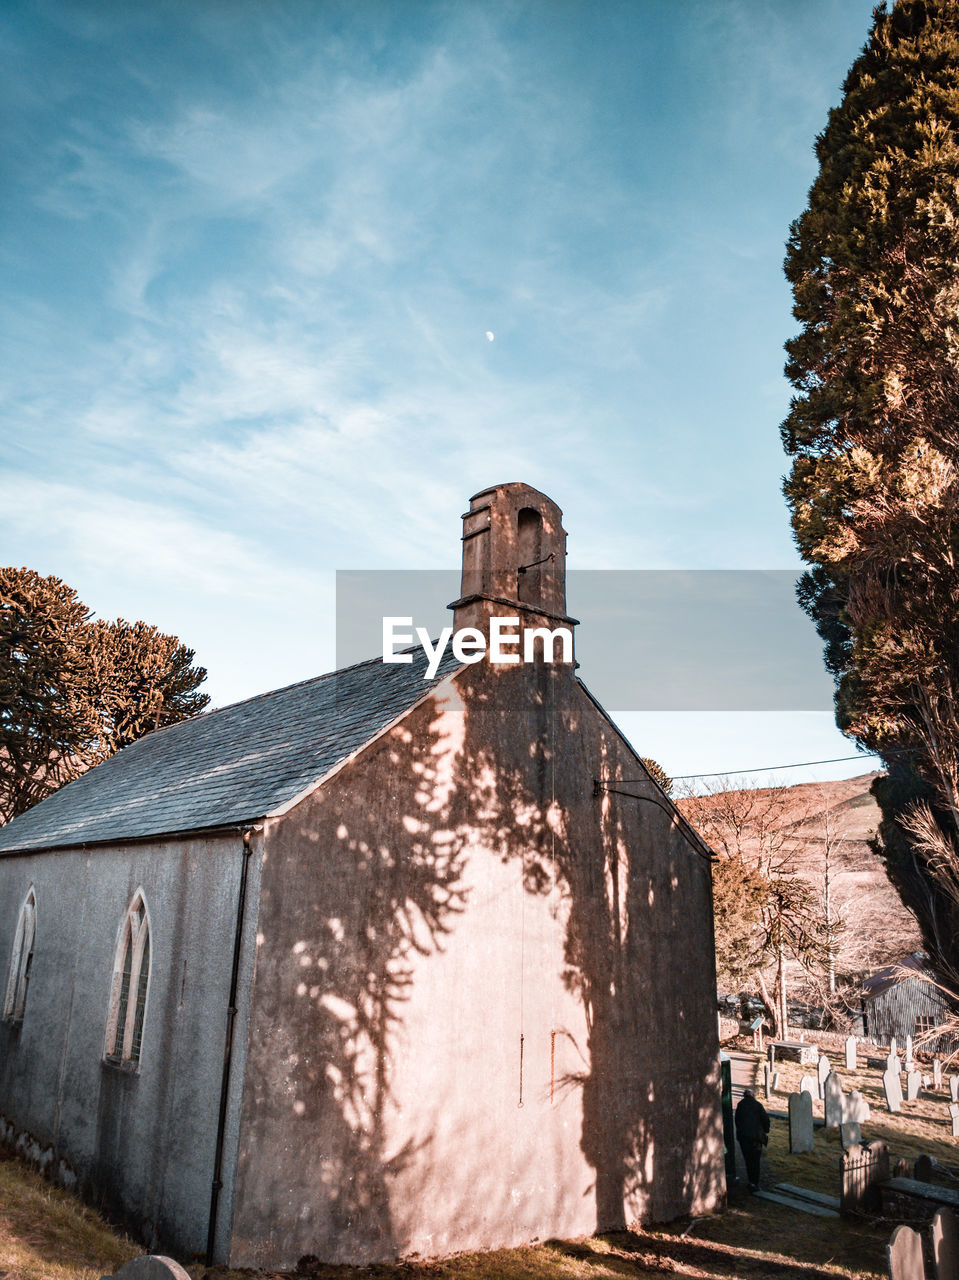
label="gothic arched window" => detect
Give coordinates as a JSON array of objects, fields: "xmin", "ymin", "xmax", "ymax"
[
  {"xmin": 4, "ymin": 887, "xmax": 36, "ymax": 1022},
  {"xmin": 105, "ymin": 890, "xmax": 151, "ymax": 1065}
]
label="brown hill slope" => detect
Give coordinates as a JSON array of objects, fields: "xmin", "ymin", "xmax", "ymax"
[{"xmin": 679, "ymin": 772, "xmax": 922, "ymax": 1000}]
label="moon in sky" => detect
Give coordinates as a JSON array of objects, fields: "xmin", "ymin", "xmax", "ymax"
[{"xmin": 485, "ymin": 331, "xmax": 494, "ymax": 341}]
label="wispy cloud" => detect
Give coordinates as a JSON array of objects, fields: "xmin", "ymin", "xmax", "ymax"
[{"xmin": 0, "ymin": 0, "xmax": 878, "ymax": 711}]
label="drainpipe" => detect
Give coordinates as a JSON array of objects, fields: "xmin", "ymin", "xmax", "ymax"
[{"xmin": 206, "ymin": 826, "xmax": 255, "ymax": 1266}]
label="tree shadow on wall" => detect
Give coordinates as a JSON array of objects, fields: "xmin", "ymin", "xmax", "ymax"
[
  {"xmin": 246, "ymin": 657, "xmax": 723, "ymax": 1263},
  {"xmin": 444, "ymin": 661, "xmax": 724, "ymax": 1233}
]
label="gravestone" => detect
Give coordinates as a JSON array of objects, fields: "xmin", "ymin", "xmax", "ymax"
[
  {"xmin": 844, "ymin": 1089, "xmax": 871, "ymax": 1123},
  {"xmin": 888, "ymin": 1051, "xmax": 901, "ymax": 1077},
  {"xmin": 887, "ymin": 1224, "xmax": 926, "ymax": 1280},
  {"xmin": 932, "ymin": 1206, "xmax": 959, "ymax": 1280},
  {"xmin": 101, "ymin": 1259, "xmax": 191, "ymax": 1280},
  {"xmin": 789, "ymin": 1090, "xmax": 814, "ymax": 1154},
  {"xmin": 950, "ymin": 1076, "xmax": 959, "ymax": 1103},
  {"xmin": 891, "ymin": 1036, "xmax": 898, "ymax": 1056},
  {"xmin": 845, "ymin": 1035, "xmax": 857, "ymax": 1071},
  {"xmin": 818, "ymin": 1054, "xmax": 831, "ymax": 1095},
  {"xmin": 915, "ymin": 1154, "xmax": 934, "ymax": 1182},
  {"xmin": 841, "ymin": 1120, "xmax": 861, "ymax": 1149},
  {"xmin": 906, "ymin": 1034, "xmax": 914, "ymax": 1062},
  {"xmin": 772, "ymin": 1070, "xmax": 781, "ymax": 1091},
  {"xmin": 907, "ymin": 1071, "xmax": 922, "ymax": 1102},
  {"xmin": 824, "ymin": 1071, "xmax": 844, "ymax": 1128},
  {"xmin": 895, "ymin": 1157, "xmax": 911, "ymax": 1178},
  {"xmin": 800, "ymin": 1073, "xmax": 819, "ymax": 1101},
  {"xmin": 934, "ymin": 1059, "xmax": 943, "ymax": 1090},
  {"xmin": 884, "ymin": 1067, "xmax": 904, "ymax": 1113},
  {"xmin": 950, "ymin": 1102, "xmax": 959, "ymax": 1138}
]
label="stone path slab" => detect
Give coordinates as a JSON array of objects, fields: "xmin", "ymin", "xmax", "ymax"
[
  {"xmin": 754, "ymin": 1188, "xmax": 839, "ymax": 1217},
  {"xmin": 774, "ymin": 1182, "xmax": 841, "ymax": 1210}
]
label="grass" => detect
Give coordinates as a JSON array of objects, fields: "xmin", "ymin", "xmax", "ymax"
[
  {"xmin": 0, "ymin": 1154, "xmax": 139, "ymax": 1280},
  {"xmin": 4, "ymin": 1045, "xmax": 955, "ymax": 1280}
]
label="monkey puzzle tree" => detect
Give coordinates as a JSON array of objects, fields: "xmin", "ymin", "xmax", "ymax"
[
  {"xmin": 783, "ymin": 0, "xmax": 959, "ymax": 978},
  {"xmin": 0, "ymin": 568, "xmax": 209, "ymax": 822}
]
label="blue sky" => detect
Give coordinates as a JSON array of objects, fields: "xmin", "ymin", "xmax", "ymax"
[{"xmin": 1, "ymin": 0, "xmax": 882, "ymax": 787}]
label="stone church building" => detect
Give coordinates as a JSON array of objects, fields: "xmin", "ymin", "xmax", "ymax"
[{"xmin": 0, "ymin": 483, "xmax": 724, "ymax": 1268}]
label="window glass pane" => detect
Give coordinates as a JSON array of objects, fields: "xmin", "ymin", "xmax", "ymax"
[
  {"xmin": 6, "ymin": 892, "xmax": 35, "ymax": 1022},
  {"xmin": 130, "ymin": 933, "xmax": 149, "ymax": 1063},
  {"xmin": 112, "ymin": 931, "xmax": 133, "ymax": 1058}
]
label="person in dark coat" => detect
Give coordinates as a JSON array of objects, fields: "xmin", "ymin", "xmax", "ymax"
[{"xmin": 735, "ymin": 1087, "xmax": 769, "ymax": 1191}]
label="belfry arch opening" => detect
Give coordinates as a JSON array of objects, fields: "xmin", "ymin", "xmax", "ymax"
[{"xmin": 517, "ymin": 506, "xmax": 545, "ymax": 605}]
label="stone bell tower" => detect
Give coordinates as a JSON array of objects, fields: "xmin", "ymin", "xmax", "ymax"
[{"xmin": 449, "ymin": 483, "xmax": 577, "ymax": 657}]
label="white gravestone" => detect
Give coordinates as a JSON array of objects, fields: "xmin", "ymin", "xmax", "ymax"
[
  {"xmin": 884, "ymin": 1067, "xmax": 904, "ymax": 1113},
  {"xmin": 905, "ymin": 1034, "xmax": 914, "ymax": 1068},
  {"xmin": 934, "ymin": 1058, "xmax": 943, "ymax": 1090},
  {"xmin": 843, "ymin": 1089, "xmax": 871, "ymax": 1123},
  {"xmin": 950, "ymin": 1075, "xmax": 959, "ymax": 1103},
  {"xmin": 824, "ymin": 1071, "xmax": 844, "ymax": 1128},
  {"xmin": 800, "ymin": 1073, "xmax": 819, "ymax": 1101},
  {"xmin": 817, "ymin": 1054, "xmax": 831, "ymax": 1095},
  {"xmin": 887, "ymin": 1051, "xmax": 901, "ymax": 1077},
  {"xmin": 789, "ymin": 1090, "xmax": 815, "ymax": 1154},
  {"xmin": 906, "ymin": 1071, "xmax": 922, "ymax": 1102},
  {"xmin": 950, "ymin": 1102, "xmax": 959, "ymax": 1138},
  {"xmin": 840, "ymin": 1119, "xmax": 861, "ymax": 1149},
  {"xmin": 890, "ymin": 1036, "xmax": 898, "ymax": 1055},
  {"xmin": 845, "ymin": 1036, "xmax": 857, "ymax": 1071}
]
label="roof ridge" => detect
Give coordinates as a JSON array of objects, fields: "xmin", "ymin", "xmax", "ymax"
[{"xmin": 130, "ymin": 648, "xmax": 425, "ymax": 745}]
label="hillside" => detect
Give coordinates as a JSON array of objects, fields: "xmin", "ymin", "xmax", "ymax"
[
  {"xmin": 679, "ymin": 772, "xmax": 923, "ymax": 1003},
  {"xmin": 767, "ymin": 772, "xmax": 921, "ymax": 973}
]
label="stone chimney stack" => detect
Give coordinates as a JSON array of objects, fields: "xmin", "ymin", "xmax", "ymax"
[{"xmin": 449, "ymin": 483, "xmax": 577, "ymax": 653}]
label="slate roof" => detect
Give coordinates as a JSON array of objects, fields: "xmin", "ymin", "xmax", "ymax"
[{"xmin": 0, "ymin": 650, "xmax": 462, "ymax": 855}]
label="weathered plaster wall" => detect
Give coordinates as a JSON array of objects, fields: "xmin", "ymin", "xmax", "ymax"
[
  {"xmin": 0, "ymin": 832, "xmax": 254, "ymax": 1257},
  {"xmin": 231, "ymin": 661, "xmax": 724, "ymax": 1267}
]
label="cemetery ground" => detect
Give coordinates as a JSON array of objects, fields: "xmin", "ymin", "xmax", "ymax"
[{"xmin": 2, "ymin": 1041, "xmax": 956, "ymax": 1280}]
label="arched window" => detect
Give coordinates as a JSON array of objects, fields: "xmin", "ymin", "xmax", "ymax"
[
  {"xmin": 105, "ymin": 890, "xmax": 150, "ymax": 1065},
  {"xmin": 4, "ymin": 887, "xmax": 36, "ymax": 1022}
]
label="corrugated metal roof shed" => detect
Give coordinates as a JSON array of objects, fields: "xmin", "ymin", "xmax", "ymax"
[{"xmin": 862, "ymin": 953, "xmax": 927, "ymax": 1001}]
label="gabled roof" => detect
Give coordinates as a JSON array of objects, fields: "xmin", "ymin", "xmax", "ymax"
[
  {"xmin": 0, "ymin": 650, "xmax": 461, "ymax": 855},
  {"xmin": 862, "ymin": 953, "xmax": 929, "ymax": 1000}
]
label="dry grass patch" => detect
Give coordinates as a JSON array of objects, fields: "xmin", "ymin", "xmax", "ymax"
[{"xmin": 0, "ymin": 1152, "xmax": 139, "ymax": 1280}]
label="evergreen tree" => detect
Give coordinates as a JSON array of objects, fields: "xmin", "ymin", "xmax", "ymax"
[
  {"xmin": 0, "ymin": 568, "xmax": 209, "ymax": 822},
  {"xmin": 782, "ymin": 0, "xmax": 959, "ymax": 975}
]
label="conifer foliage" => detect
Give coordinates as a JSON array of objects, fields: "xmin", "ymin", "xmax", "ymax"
[
  {"xmin": 783, "ymin": 1, "xmax": 959, "ymax": 975},
  {"xmin": 0, "ymin": 568, "xmax": 209, "ymax": 823}
]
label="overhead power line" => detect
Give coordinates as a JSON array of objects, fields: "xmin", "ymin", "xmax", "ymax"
[
  {"xmin": 672, "ymin": 753, "xmax": 881, "ymax": 781},
  {"xmin": 595, "ymin": 753, "xmax": 882, "ymax": 787}
]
